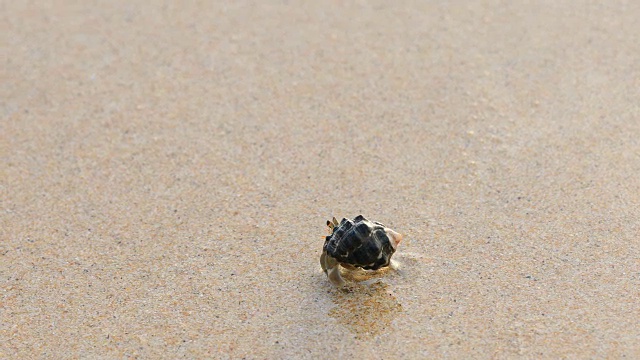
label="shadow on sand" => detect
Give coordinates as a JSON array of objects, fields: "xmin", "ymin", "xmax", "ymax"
[{"xmin": 326, "ymin": 269, "xmax": 403, "ymax": 337}]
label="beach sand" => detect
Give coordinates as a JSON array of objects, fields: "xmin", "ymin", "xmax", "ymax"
[{"xmin": 2, "ymin": 1, "xmax": 639, "ymax": 358}]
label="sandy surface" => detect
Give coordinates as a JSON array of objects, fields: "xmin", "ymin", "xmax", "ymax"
[{"xmin": 2, "ymin": 1, "xmax": 640, "ymax": 358}]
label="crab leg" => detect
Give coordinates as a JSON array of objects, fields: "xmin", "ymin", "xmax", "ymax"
[
  {"xmin": 389, "ymin": 259, "xmax": 401, "ymax": 270},
  {"xmin": 327, "ymin": 266, "xmax": 346, "ymax": 287}
]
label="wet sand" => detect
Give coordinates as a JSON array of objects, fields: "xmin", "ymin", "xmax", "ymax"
[{"xmin": 2, "ymin": 1, "xmax": 640, "ymax": 358}]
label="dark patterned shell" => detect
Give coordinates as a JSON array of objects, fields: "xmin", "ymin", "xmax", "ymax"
[{"xmin": 323, "ymin": 215, "xmax": 396, "ymax": 270}]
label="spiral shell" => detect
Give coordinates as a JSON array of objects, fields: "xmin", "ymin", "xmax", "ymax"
[{"xmin": 323, "ymin": 215, "xmax": 401, "ymax": 270}]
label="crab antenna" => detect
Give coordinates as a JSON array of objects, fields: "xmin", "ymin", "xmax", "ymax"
[{"xmin": 326, "ymin": 220, "xmax": 335, "ymax": 231}]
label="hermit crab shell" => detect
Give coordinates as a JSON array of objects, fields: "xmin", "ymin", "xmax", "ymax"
[{"xmin": 323, "ymin": 215, "xmax": 402, "ymax": 270}]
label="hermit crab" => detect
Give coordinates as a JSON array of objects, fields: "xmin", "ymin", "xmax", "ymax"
[{"xmin": 320, "ymin": 215, "xmax": 403, "ymax": 287}]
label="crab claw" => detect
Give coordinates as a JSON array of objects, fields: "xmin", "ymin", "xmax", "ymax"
[
  {"xmin": 323, "ymin": 253, "xmax": 346, "ymax": 287},
  {"xmin": 320, "ymin": 250, "xmax": 328, "ymax": 273},
  {"xmin": 386, "ymin": 229, "xmax": 403, "ymax": 250}
]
